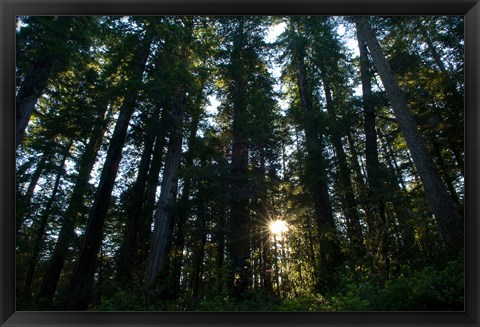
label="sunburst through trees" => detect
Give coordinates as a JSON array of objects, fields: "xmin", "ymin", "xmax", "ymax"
[{"xmin": 16, "ymin": 15, "xmax": 464, "ymax": 311}]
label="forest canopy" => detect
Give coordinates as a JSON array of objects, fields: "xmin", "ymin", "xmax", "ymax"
[{"xmin": 15, "ymin": 15, "xmax": 464, "ymax": 311}]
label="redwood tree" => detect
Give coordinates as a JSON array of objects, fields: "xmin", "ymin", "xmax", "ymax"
[{"xmin": 355, "ymin": 16, "xmax": 463, "ymax": 258}]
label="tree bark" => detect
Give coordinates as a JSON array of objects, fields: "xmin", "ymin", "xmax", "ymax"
[
  {"xmin": 16, "ymin": 59, "xmax": 55, "ymax": 148},
  {"xmin": 138, "ymin": 106, "xmax": 170, "ymax": 265},
  {"xmin": 420, "ymin": 26, "xmax": 448, "ymax": 74},
  {"xmin": 346, "ymin": 131, "xmax": 370, "ymax": 216},
  {"xmin": 227, "ymin": 18, "xmax": 251, "ymax": 299},
  {"xmin": 322, "ymin": 79, "xmax": 364, "ymax": 258},
  {"xmin": 431, "ymin": 140, "xmax": 461, "ymax": 207},
  {"xmin": 412, "ymin": 18, "xmax": 464, "ymax": 181},
  {"xmin": 170, "ymin": 96, "xmax": 203, "ymax": 297},
  {"xmin": 170, "ymin": 178, "xmax": 191, "ymax": 296},
  {"xmin": 419, "ymin": 21, "xmax": 464, "ymax": 178},
  {"xmin": 215, "ymin": 154, "xmax": 229, "ymax": 294},
  {"xmin": 116, "ymin": 106, "xmax": 161, "ymax": 288},
  {"xmin": 67, "ymin": 31, "xmax": 152, "ymax": 310},
  {"xmin": 292, "ymin": 24, "xmax": 340, "ymax": 293},
  {"xmin": 21, "ymin": 140, "xmax": 71, "ymax": 306},
  {"xmin": 145, "ymin": 88, "xmax": 187, "ymax": 286},
  {"xmin": 190, "ymin": 198, "xmax": 207, "ymax": 298},
  {"xmin": 258, "ymin": 155, "xmax": 274, "ymax": 292},
  {"xmin": 355, "ymin": 16, "xmax": 463, "ymax": 257},
  {"xmin": 376, "ymin": 130, "xmax": 417, "ymax": 261},
  {"xmin": 296, "ymin": 58, "xmax": 334, "ymax": 229},
  {"xmin": 36, "ymin": 100, "xmax": 111, "ymax": 308},
  {"xmin": 356, "ymin": 31, "xmax": 390, "ymax": 272},
  {"xmin": 16, "ymin": 152, "xmax": 48, "ymax": 234}
]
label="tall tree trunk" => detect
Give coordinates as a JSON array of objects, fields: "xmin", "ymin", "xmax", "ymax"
[
  {"xmin": 257, "ymin": 155, "xmax": 273, "ymax": 293},
  {"xmin": 296, "ymin": 59, "xmax": 334, "ymax": 229},
  {"xmin": 431, "ymin": 140, "xmax": 461, "ymax": 207},
  {"xmin": 145, "ymin": 88, "xmax": 187, "ymax": 286},
  {"xmin": 355, "ymin": 16, "xmax": 463, "ymax": 257},
  {"xmin": 378, "ymin": 129, "xmax": 408, "ymax": 192},
  {"xmin": 450, "ymin": 147, "xmax": 464, "ymax": 178},
  {"xmin": 419, "ymin": 24, "xmax": 464, "ymax": 177},
  {"xmin": 229, "ymin": 123, "xmax": 250, "ymax": 298},
  {"xmin": 16, "ymin": 59, "xmax": 55, "ymax": 148},
  {"xmin": 357, "ymin": 32, "xmax": 389, "ymax": 272},
  {"xmin": 138, "ymin": 106, "xmax": 170, "ymax": 266},
  {"xmin": 21, "ymin": 141, "xmax": 71, "ymax": 306},
  {"xmin": 377, "ymin": 131, "xmax": 417, "ymax": 261},
  {"xmin": 16, "ymin": 17, "xmax": 89, "ymax": 148},
  {"xmin": 16, "ymin": 152, "xmax": 48, "ymax": 234},
  {"xmin": 116, "ymin": 106, "xmax": 161, "ymax": 288},
  {"xmin": 346, "ymin": 131, "xmax": 370, "ymax": 217},
  {"xmin": 190, "ymin": 198, "xmax": 207, "ymax": 298},
  {"xmin": 170, "ymin": 96, "xmax": 203, "ymax": 297},
  {"xmin": 215, "ymin": 154, "xmax": 229, "ymax": 294},
  {"xmin": 228, "ymin": 18, "xmax": 251, "ymax": 299},
  {"xmin": 36, "ymin": 100, "xmax": 111, "ymax": 307},
  {"xmin": 67, "ymin": 32, "xmax": 152, "ymax": 310},
  {"xmin": 420, "ymin": 26, "xmax": 448, "ymax": 74},
  {"xmin": 170, "ymin": 180, "xmax": 190, "ymax": 296},
  {"xmin": 322, "ymin": 79, "xmax": 364, "ymax": 259},
  {"xmin": 293, "ymin": 34, "xmax": 340, "ymax": 294}
]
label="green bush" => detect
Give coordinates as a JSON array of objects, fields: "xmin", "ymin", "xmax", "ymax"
[
  {"xmin": 94, "ymin": 290, "xmax": 152, "ymax": 311},
  {"xmin": 346, "ymin": 259, "xmax": 463, "ymax": 311},
  {"xmin": 276, "ymin": 294, "xmax": 330, "ymax": 311},
  {"xmin": 324, "ymin": 258, "xmax": 463, "ymax": 311},
  {"xmin": 92, "ymin": 259, "xmax": 463, "ymax": 312}
]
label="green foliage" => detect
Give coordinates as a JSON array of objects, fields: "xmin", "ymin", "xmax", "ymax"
[
  {"xmin": 191, "ymin": 296, "xmax": 240, "ymax": 311},
  {"xmin": 328, "ymin": 293, "xmax": 371, "ymax": 311},
  {"xmin": 94, "ymin": 290, "xmax": 153, "ymax": 311},
  {"xmin": 275, "ymin": 294, "xmax": 330, "ymax": 311},
  {"xmin": 190, "ymin": 291, "xmax": 330, "ymax": 311},
  {"xmin": 327, "ymin": 258, "xmax": 464, "ymax": 311},
  {"xmin": 75, "ymin": 258, "xmax": 466, "ymax": 312}
]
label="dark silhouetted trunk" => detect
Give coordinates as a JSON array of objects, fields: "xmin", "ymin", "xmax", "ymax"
[
  {"xmin": 431, "ymin": 141, "xmax": 461, "ymax": 207},
  {"xmin": 215, "ymin": 155, "xmax": 229, "ymax": 294},
  {"xmin": 170, "ymin": 96, "xmax": 203, "ymax": 297},
  {"xmin": 16, "ymin": 59, "xmax": 55, "ymax": 148},
  {"xmin": 170, "ymin": 179, "xmax": 190, "ymax": 296},
  {"xmin": 36, "ymin": 100, "xmax": 111, "ymax": 308},
  {"xmin": 296, "ymin": 59, "xmax": 334, "ymax": 229},
  {"xmin": 116, "ymin": 106, "xmax": 161, "ymax": 288},
  {"xmin": 346, "ymin": 131, "xmax": 370, "ymax": 216},
  {"xmin": 258, "ymin": 155, "xmax": 273, "ymax": 292},
  {"xmin": 146, "ymin": 88, "xmax": 187, "ymax": 286},
  {"xmin": 228, "ymin": 19, "xmax": 251, "ymax": 299},
  {"xmin": 357, "ymin": 32, "xmax": 389, "ymax": 271},
  {"xmin": 21, "ymin": 141, "xmax": 71, "ymax": 305},
  {"xmin": 190, "ymin": 198, "xmax": 207, "ymax": 298},
  {"xmin": 322, "ymin": 79, "xmax": 364, "ymax": 258},
  {"xmin": 138, "ymin": 106, "xmax": 170, "ymax": 267},
  {"xmin": 355, "ymin": 16, "xmax": 463, "ymax": 258},
  {"xmin": 293, "ymin": 31, "xmax": 340, "ymax": 293},
  {"xmin": 17, "ymin": 152, "xmax": 48, "ymax": 234},
  {"xmin": 67, "ymin": 32, "xmax": 152, "ymax": 310},
  {"xmin": 419, "ymin": 24, "xmax": 464, "ymax": 178}
]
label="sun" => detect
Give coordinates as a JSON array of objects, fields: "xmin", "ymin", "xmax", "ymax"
[{"xmin": 269, "ymin": 219, "xmax": 288, "ymax": 236}]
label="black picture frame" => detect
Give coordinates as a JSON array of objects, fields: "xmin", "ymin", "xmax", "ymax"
[{"xmin": 1, "ymin": 0, "xmax": 478, "ymax": 326}]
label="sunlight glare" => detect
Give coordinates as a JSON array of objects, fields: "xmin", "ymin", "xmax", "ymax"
[{"xmin": 269, "ymin": 219, "xmax": 288, "ymax": 235}]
